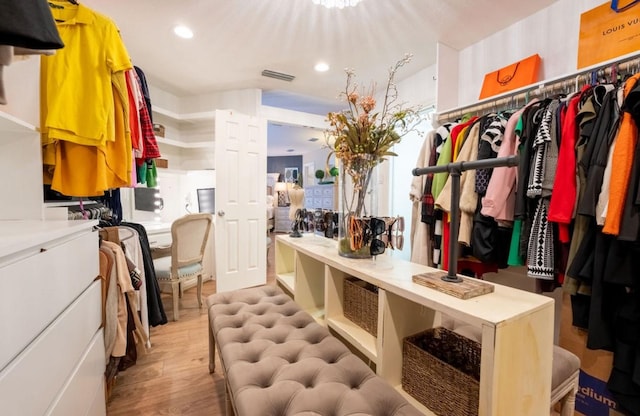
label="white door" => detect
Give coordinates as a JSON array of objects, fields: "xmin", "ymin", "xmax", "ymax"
[{"xmin": 214, "ymin": 109, "xmax": 267, "ymax": 293}]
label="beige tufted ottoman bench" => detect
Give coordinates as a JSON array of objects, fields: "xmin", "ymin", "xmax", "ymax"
[{"xmin": 207, "ymin": 285, "xmax": 421, "ymax": 416}]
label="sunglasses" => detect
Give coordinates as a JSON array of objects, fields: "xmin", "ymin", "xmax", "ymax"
[
  {"xmin": 313, "ymin": 209, "xmax": 325, "ymax": 232},
  {"xmin": 323, "ymin": 211, "xmax": 339, "ymax": 238},
  {"xmin": 377, "ymin": 216, "xmax": 405, "ymax": 250},
  {"xmin": 348, "ymin": 216, "xmax": 366, "ymax": 251},
  {"xmin": 368, "ymin": 217, "xmax": 387, "ymax": 256}
]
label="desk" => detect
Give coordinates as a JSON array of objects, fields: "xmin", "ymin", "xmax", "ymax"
[{"xmin": 275, "ymin": 233, "xmax": 554, "ymax": 416}]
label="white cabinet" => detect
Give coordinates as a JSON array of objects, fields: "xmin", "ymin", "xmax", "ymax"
[
  {"xmin": 274, "ymin": 206, "xmax": 291, "ymax": 232},
  {"xmin": 275, "ymin": 234, "xmax": 554, "ymax": 416},
  {"xmin": 0, "ymin": 221, "xmax": 104, "ymax": 416},
  {"xmin": 304, "ymin": 185, "xmax": 335, "ymax": 210},
  {"xmin": 0, "ymin": 95, "xmax": 104, "ymax": 415}
]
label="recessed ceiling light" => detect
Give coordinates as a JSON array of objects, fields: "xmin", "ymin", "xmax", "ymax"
[
  {"xmin": 286, "ymin": 149, "xmax": 295, "ymax": 152},
  {"xmin": 308, "ymin": 137, "xmax": 319, "ymax": 142},
  {"xmin": 314, "ymin": 62, "xmax": 329, "ymax": 72},
  {"xmin": 174, "ymin": 25, "xmax": 194, "ymax": 39}
]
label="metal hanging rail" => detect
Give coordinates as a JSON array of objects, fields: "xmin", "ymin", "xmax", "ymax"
[
  {"xmin": 412, "ymin": 155, "xmax": 520, "ymax": 283},
  {"xmin": 436, "ymin": 52, "xmax": 640, "ymax": 124}
]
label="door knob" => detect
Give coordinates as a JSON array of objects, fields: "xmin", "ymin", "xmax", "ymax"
[{"xmin": 217, "ymin": 210, "xmax": 225, "ymax": 217}]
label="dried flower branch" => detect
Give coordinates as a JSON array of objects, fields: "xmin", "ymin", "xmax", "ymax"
[{"xmin": 326, "ymin": 53, "xmax": 422, "ymax": 167}]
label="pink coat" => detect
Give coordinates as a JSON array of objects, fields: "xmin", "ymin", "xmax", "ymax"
[{"xmin": 481, "ymin": 100, "xmax": 539, "ymax": 222}]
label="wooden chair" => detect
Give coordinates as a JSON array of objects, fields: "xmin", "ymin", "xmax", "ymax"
[{"xmin": 152, "ymin": 213, "xmax": 213, "ymax": 321}]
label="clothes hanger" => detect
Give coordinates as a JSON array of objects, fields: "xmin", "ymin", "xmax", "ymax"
[{"xmin": 117, "ymin": 226, "xmax": 136, "ymax": 243}]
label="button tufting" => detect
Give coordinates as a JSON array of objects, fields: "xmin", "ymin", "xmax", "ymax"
[{"xmin": 209, "ymin": 285, "xmax": 423, "ymax": 416}]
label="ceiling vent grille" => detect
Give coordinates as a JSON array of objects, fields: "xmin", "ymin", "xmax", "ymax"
[{"xmin": 261, "ymin": 69, "xmax": 295, "ymax": 82}]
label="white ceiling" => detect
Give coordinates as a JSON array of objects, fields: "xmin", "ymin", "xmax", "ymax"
[{"xmin": 83, "ymin": 0, "xmax": 557, "ymax": 156}]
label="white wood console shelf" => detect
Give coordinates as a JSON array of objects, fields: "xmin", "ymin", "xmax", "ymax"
[{"xmin": 275, "ymin": 234, "xmax": 554, "ymax": 416}]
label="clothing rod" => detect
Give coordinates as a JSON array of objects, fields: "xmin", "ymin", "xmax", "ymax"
[
  {"xmin": 412, "ymin": 155, "xmax": 519, "ymax": 177},
  {"xmin": 412, "ymin": 154, "xmax": 519, "ymax": 283},
  {"xmin": 436, "ymin": 52, "xmax": 640, "ymax": 123}
]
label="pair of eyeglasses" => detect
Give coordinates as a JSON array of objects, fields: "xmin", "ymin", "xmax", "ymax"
[
  {"xmin": 323, "ymin": 211, "xmax": 338, "ymax": 238},
  {"xmin": 378, "ymin": 216, "xmax": 405, "ymax": 250},
  {"xmin": 313, "ymin": 209, "xmax": 325, "ymax": 232},
  {"xmin": 348, "ymin": 216, "xmax": 366, "ymax": 251},
  {"xmin": 297, "ymin": 209, "xmax": 309, "ymax": 232},
  {"xmin": 368, "ymin": 217, "xmax": 387, "ymax": 256}
]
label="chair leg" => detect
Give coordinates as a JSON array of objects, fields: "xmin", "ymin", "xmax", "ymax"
[
  {"xmin": 197, "ymin": 274, "xmax": 203, "ymax": 308},
  {"xmin": 560, "ymin": 387, "xmax": 577, "ymax": 416},
  {"xmin": 171, "ymin": 281, "xmax": 180, "ymax": 321}
]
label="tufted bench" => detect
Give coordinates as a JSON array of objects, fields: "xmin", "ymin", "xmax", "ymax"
[{"xmin": 207, "ymin": 285, "xmax": 421, "ymax": 416}]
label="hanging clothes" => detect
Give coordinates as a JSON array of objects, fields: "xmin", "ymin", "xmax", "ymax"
[
  {"xmin": 481, "ymin": 99, "xmax": 539, "ymax": 223},
  {"xmin": 120, "ymin": 222, "xmax": 168, "ymax": 327},
  {"xmin": 603, "ymin": 74, "xmax": 640, "ymax": 235},
  {"xmin": 409, "ymin": 130, "xmax": 435, "ymax": 266},
  {"xmin": 435, "ymin": 117, "xmax": 483, "ymax": 246},
  {"xmin": 41, "ymin": 1, "xmax": 133, "ymax": 196}
]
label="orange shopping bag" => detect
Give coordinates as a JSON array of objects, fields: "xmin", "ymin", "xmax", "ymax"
[
  {"xmin": 578, "ymin": 1, "xmax": 640, "ymax": 68},
  {"xmin": 478, "ymin": 54, "xmax": 542, "ymax": 99}
]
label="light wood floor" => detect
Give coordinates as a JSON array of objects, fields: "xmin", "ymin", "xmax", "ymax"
[{"xmin": 106, "ymin": 233, "xmax": 278, "ymax": 416}]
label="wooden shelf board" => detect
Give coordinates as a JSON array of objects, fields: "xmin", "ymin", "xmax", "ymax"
[
  {"xmin": 308, "ymin": 307, "xmax": 325, "ymax": 325},
  {"xmin": 394, "ymin": 385, "xmax": 436, "ymax": 416},
  {"xmin": 156, "ymin": 136, "xmax": 214, "ymax": 149},
  {"xmin": 152, "ymin": 106, "xmax": 216, "ymax": 122},
  {"xmin": 276, "ymin": 234, "xmax": 553, "ymax": 327},
  {"xmin": 276, "ymin": 272, "xmax": 295, "ymax": 293},
  {"xmin": 0, "ymin": 111, "xmax": 37, "ymax": 134},
  {"xmin": 327, "ymin": 316, "xmax": 377, "ymax": 363}
]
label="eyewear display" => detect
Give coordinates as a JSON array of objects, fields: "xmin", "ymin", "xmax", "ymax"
[
  {"xmin": 368, "ymin": 217, "xmax": 387, "ymax": 256},
  {"xmin": 378, "ymin": 216, "xmax": 405, "ymax": 250}
]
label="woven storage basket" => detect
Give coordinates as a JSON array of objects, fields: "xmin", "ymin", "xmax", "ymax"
[
  {"xmin": 402, "ymin": 327, "xmax": 481, "ymax": 416},
  {"xmin": 343, "ymin": 277, "xmax": 378, "ymax": 336}
]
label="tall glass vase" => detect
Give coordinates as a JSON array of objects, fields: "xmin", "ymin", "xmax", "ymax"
[{"xmin": 338, "ymin": 154, "xmax": 378, "ymax": 258}]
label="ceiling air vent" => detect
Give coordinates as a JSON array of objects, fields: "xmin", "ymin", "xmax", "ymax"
[{"xmin": 261, "ymin": 69, "xmax": 295, "ymax": 82}]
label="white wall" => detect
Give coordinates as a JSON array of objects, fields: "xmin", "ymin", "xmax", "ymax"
[
  {"xmin": 383, "ymin": 65, "xmax": 437, "ymax": 259},
  {"xmin": 3, "ymin": 57, "xmax": 40, "ymax": 127},
  {"xmin": 122, "ymin": 169, "xmax": 215, "ymax": 223},
  {"xmin": 302, "ymin": 147, "xmax": 334, "ymax": 186},
  {"xmin": 148, "ymin": 84, "xmax": 262, "ymax": 117},
  {"xmin": 454, "ymin": 0, "xmax": 604, "ymax": 106}
]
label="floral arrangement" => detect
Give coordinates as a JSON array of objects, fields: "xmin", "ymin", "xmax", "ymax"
[{"xmin": 324, "ymin": 54, "xmax": 423, "ymax": 256}]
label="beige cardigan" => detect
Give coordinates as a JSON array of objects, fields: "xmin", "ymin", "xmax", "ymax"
[
  {"xmin": 409, "ymin": 131, "xmax": 435, "ymax": 266},
  {"xmin": 434, "ymin": 121, "xmax": 480, "ymax": 246}
]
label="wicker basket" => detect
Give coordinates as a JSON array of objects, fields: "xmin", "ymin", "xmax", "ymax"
[
  {"xmin": 402, "ymin": 327, "xmax": 481, "ymax": 416},
  {"xmin": 343, "ymin": 277, "xmax": 378, "ymax": 336}
]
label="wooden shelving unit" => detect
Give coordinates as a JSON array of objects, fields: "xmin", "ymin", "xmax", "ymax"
[{"xmin": 275, "ymin": 233, "xmax": 555, "ymax": 416}]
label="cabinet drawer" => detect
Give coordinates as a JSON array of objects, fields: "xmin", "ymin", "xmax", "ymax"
[
  {"xmin": 0, "ymin": 230, "xmax": 98, "ymax": 371},
  {"xmin": 304, "ymin": 197, "xmax": 314, "ymax": 208},
  {"xmin": 0, "ymin": 281, "xmax": 102, "ymax": 416},
  {"xmin": 313, "ymin": 198, "xmax": 323, "ymax": 207},
  {"xmin": 46, "ymin": 329, "xmax": 106, "ymax": 416},
  {"xmin": 313, "ymin": 188, "xmax": 323, "ymax": 197},
  {"xmin": 322, "ymin": 198, "xmax": 333, "ymax": 209},
  {"xmin": 322, "ymin": 187, "xmax": 333, "ymax": 197}
]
